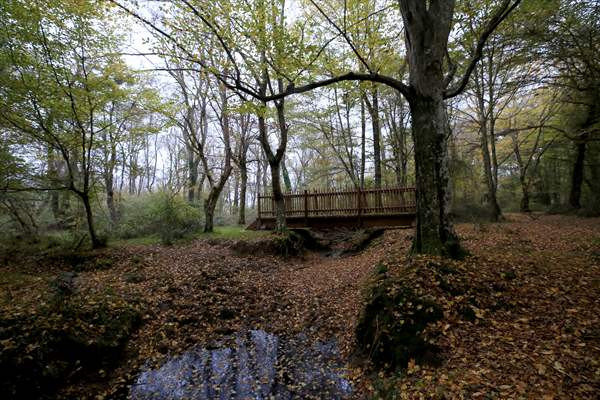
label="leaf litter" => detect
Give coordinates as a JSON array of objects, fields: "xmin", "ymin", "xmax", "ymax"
[{"xmin": 0, "ymin": 214, "xmax": 598, "ymax": 399}]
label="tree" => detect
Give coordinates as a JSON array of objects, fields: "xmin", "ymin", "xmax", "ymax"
[
  {"xmin": 0, "ymin": 0, "xmax": 131, "ymax": 248},
  {"xmin": 501, "ymin": 91, "xmax": 560, "ymax": 212},
  {"xmin": 381, "ymin": 87, "xmax": 412, "ymax": 187},
  {"xmin": 533, "ymin": 0, "xmax": 600, "ymax": 209},
  {"xmin": 97, "ymin": 65, "xmax": 163, "ymax": 224},
  {"xmin": 232, "ymin": 113, "xmax": 255, "ymax": 225},
  {"xmin": 111, "ymin": 0, "xmax": 522, "ymax": 256}
]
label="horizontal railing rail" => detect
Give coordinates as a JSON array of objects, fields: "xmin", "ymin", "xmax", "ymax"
[{"xmin": 257, "ymin": 186, "xmax": 416, "ymax": 220}]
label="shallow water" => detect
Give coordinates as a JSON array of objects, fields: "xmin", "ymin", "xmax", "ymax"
[{"xmin": 131, "ymin": 330, "xmax": 352, "ymax": 399}]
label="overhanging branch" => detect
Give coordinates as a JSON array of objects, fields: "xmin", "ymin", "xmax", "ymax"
[{"xmin": 444, "ymin": 0, "xmax": 523, "ymax": 99}]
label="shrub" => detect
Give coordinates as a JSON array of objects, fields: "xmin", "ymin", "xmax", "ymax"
[{"xmin": 113, "ymin": 192, "xmax": 203, "ymax": 244}]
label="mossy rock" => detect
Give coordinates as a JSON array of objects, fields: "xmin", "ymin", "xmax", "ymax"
[{"xmin": 355, "ymin": 267, "xmax": 443, "ymax": 369}]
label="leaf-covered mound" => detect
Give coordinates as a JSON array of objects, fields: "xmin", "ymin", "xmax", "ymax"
[
  {"xmin": 356, "ymin": 252, "xmax": 526, "ymax": 370},
  {"xmin": 231, "ymin": 230, "xmax": 310, "ymax": 258},
  {"xmin": 0, "ymin": 288, "xmax": 142, "ymax": 399},
  {"xmin": 360, "ymin": 215, "xmax": 600, "ymax": 399},
  {"xmin": 355, "ymin": 262, "xmax": 443, "ymax": 369}
]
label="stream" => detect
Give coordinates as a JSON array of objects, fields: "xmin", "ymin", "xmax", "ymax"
[{"xmin": 130, "ymin": 329, "xmax": 352, "ymax": 399}]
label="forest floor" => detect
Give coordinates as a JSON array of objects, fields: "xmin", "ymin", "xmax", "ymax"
[{"xmin": 1, "ymin": 214, "xmax": 599, "ymax": 399}]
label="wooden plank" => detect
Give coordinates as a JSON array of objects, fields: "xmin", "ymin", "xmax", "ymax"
[{"xmin": 257, "ymin": 185, "xmax": 417, "ymax": 218}]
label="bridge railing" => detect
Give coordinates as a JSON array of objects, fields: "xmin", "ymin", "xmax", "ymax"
[{"xmin": 257, "ymin": 186, "xmax": 416, "ymax": 219}]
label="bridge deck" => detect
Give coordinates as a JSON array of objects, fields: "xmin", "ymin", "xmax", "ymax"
[{"xmin": 248, "ymin": 186, "xmax": 416, "ymax": 230}]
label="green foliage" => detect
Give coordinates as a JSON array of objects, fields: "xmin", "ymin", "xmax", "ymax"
[{"xmin": 113, "ymin": 192, "xmax": 203, "ymax": 245}]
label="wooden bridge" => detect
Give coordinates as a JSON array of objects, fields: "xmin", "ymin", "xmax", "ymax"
[{"xmin": 248, "ymin": 186, "xmax": 416, "ymax": 230}]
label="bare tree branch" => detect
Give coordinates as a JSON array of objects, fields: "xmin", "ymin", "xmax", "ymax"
[{"xmin": 444, "ymin": 0, "xmax": 522, "ymax": 99}]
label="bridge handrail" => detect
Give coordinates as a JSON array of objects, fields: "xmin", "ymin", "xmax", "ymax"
[{"xmin": 257, "ymin": 186, "xmax": 416, "ymax": 219}]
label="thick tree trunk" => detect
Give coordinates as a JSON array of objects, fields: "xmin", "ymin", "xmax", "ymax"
[
  {"xmin": 569, "ymin": 139, "xmax": 586, "ymax": 209},
  {"xmin": 400, "ymin": 0, "xmax": 463, "ymax": 257},
  {"xmin": 257, "ymin": 99, "xmax": 288, "ymax": 233},
  {"xmin": 269, "ymin": 162, "xmax": 286, "ymax": 232},
  {"xmin": 203, "ymin": 191, "xmax": 218, "ymax": 233},
  {"xmin": 409, "ymin": 96, "xmax": 461, "ymax": 257}
]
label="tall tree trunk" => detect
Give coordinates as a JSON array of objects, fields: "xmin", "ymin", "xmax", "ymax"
[
  {"xmin": 480, "ymin": 124, "xmax": 502, "ymax": 221},
  {"xmin": 520, "ymin": 177, "xmax": 531, "ymax": 212},
  {"xmin": 80, "ymin": 193, "xmax": 102, "ymax": 249},
  {"xmin": 238, "ymin": 165, "xmax": 248, "ymax": 225},
  {"xmin": 269, "ymin": 161, "xmax": 286, "ymax": 232},
  {"xmin": 201, "ymin": 99, "xmax": 233, "ymax": 232},
  {"xmin": 203, "ymin": 191, "xmax": 218, "ymax": 233},
  {"xmin": 233, "ymin": 170, "xmax": 239, "ymax": 210},
  {"xmin": 258, "ymin": 111, "xmax": 287, "ymax": 233},
  {"xmin": 282, "ymin": 158, "xmax": 292, "ymax": 192},
  {"xmin": 256, "ymin": 158, "xmax": 262, "ymax": 199},
  {"xmin": 47, "ymin": 148, "xmax": 61, "ymax": 222},
  {"xmin": 569, "ymin": 137, "xmax": 587, "ymax": 209},
  {"xmin": 197, "ymin": 173, "xmax": 205, "ymax": 201},
  {"xmin": 399, "ymin": 0, "xmax": 464, "ymax": 257},
  {"xmin": 365, "ymin": 89, "xmax": 383, "ymax": 188},
  {"xmin": 106, "ymin": 173, "xmax": 117, "ymax": 223},
  {"xmin": 187, "ymin": 147, "xmax": 198, "ymax": 203},
  {"xmin": 372, "ymin": 91, "xmax": 382, "ymax": 188},
  {"xmin": 360, "ymin": 98, "xmax": 366, "ymax": 188},
  {"xmin": 105, "ymin": 143, "xmax": 118, "ymax": 224},
  {"xmin": 473, "ymin": 61, "xmax": 502, "ymax": 222}
]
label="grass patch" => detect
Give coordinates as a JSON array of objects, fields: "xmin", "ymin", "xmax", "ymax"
[
  {"xmin": 110, "ymin": 235, "xmax": 162, "ymax": 247},
  {"xmin": 199, "ymin": 226, "xmax": 271, "ymax": 241},
  {"xmin": 110, "ymin": 226, "xmax": 269, "ymax": 248}
]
